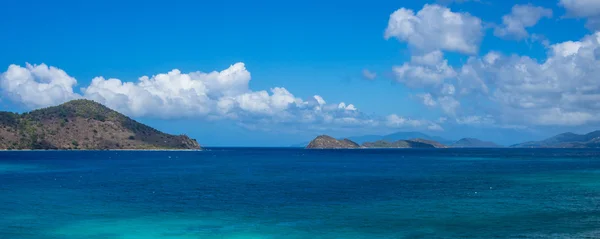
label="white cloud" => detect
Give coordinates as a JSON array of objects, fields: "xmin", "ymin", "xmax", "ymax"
[
  {"xmin": 386, "ymin": 114, "xmax": 444, "ymax": 131},
  {"xmin": 411, "ymin": 50, "xmax": 445, "ymax": 66},
  {"xmin": 392, "ymin": 51, "xmax": 456, "ymax": 87},
  {"xmin": 560, "ymin": 0, "xmax": 600, "ymax": 17},
  {"xmin": 81, "ymin": 64, "xmax": 313, "ymax": 120},
  {"xmin": 313, "ymin": 95, "xmax": 326, "ymax": 106},
  {"xmin": 551, "ymin": 40, "xmax": 583, "ymax": 57},
  {"xmin": 438, "ymin": 96, "xmax": 460, "ymax": 116},
  {"xmin": 457, "ymin": 32, "xmax": 600, "ymax": 126},
  {"xmin": 494, "ymin": 4, "xmax": 552, "ymax": 40},
  {"xmin": 385, "ymin": 4, "xmax": 479, "ymax": 118},
  {"xmin": 0, "ymin": 63, "xmax": 380, "ymax": 130},
  {"xmin": 457, "ymin": 53, "xmax": 494, "ymax": 95},
  {"xmin": 456, "ymin": 115, "xmax": 495, "ymax": 125},
  {"xmin": 417, "ymin": 93, "xmax": 437, "ymax": 106},
  {"xmin": 0, "ymin": 63, "xmax": 80, "ymax": 108},
  {"xmin": 533, "ymin": 108, "xmax": 596, "ymax": 126},
  {"xmin": 415, "ymin": 89, "xmax": 459, "ymax": 116},
  {"xmin": 560, "ymin": 0, "xmax": 600, "ymax": 30},
  {"xmin": 428, "ymin": 123, "xmax": 444, "ymax": 131},
  {"xmin": 386, "ymin": 114, "xmax": 424, "ymax": 127},
  {"xmin": 83, "ymin": 64, "xmax": 248, "ymax": 118},
  {"xmin": 441, "ymin": 83, "xmax": 456, "ymax": 95},
  {"xmin": 338, "ymin": 102, "xmax": 357, "ymax": 111},
  {"xmin": 228, "ymin": 87, "xmax": 306, "ymax": 116},
  {"xmin": 81, "ymin": 64, "xmax": 367, "ymax": 124},
  {"xmin": 385, "ymin": 4, "xmax": 483, "ymax": 54},
  {"xmin": 416, "ymin": 83, "xmax": 460, "ymax": 116},
  {"xmin": 362, "ymin": 69, "xmax": 377, "ymax": 80}
]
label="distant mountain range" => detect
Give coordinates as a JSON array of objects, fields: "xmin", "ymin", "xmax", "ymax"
[
  {"xmin": 306, "ymin": 130, "xmax": 600, "ymax": 149},
  {"xmin": 361, "ymin": 139, "xmax": 446, "ymax": 149},
  {"xmin": 305, "ymin": 135, "xmax": 500, "ymax": 149},
  {"xmin": 511, "ymin": 131, "xmax": 600, "ymax": 148}
]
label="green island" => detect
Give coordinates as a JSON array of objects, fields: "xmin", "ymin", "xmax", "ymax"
[{"xmin": 0, "ymin": 99, "xmax": 200, "ymax": 150}]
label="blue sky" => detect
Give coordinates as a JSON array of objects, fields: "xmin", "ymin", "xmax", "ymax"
[{"xmin": 2, "ymin": 0, "xmax": 600, "ymax": 146}]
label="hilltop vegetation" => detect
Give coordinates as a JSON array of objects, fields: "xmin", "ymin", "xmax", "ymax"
[
  {"xmin": 305, "ymin": 135, "xmax": 360, "ymax": 149},
  {"xmin": 0, "ymin": 100, "xmax": 200, "ymax": 150}
]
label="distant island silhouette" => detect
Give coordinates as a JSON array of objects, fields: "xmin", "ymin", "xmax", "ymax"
[{"xmin": 305, "ymin": 132, "xmax": 600, "ymax": 149}]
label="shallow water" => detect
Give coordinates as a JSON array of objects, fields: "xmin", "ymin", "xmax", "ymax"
[{"xmin": 1, "ymin": 148, "xmax": 600, "ymax": 238}]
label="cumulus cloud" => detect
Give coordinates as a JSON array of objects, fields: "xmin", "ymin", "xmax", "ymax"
[
  {"xmin": 362, "ymin": 69, "xmax": 377, "ymax": 80},
  {"xmin": 392, "ymin": 51, "xmax": 456, "ymax": 87},
  {"xmin": 417, "ymin": 93, "xmax": 437, "ymax": 107},
  {"xmin": 560, "ymin": 0, "xmax": 600, "ymax": 30},
  {"xmin": 494, "ymin": 4, "xmax": 552, "ymax": 40},
  {"xmin": 561, "ymin": 0, "xmax": 600, "ymax": 17},
  {"xmin": 428, "ymin": 123, "xmax": 444, "ymax": 131},
  {"xmin": 455, "ymin": 115, "xmax": 495, "ymax": 125},
  {"xmin": 457, "ymin": 52, "xmax": 494, "ymax": 95},
  {"xmin": 384, "ymin": 4, "xmax": 483, "ymax": 118},
  {"xmin": 533, "ymin": 108, "xmax": 596, "ymax": 126},
  {"xmin": 313, "ymin": 95, "xmax": 326, "ymax": 106},
  {"xmin": 0, "ymin": 62, "xmax": 381, "ymax": 130},
  {"xmin": 0, "ymin": 62, "xmax": 447, "ymax": 134},
  {"xmin": 457, "ymin": 32, "xmax": 600, "ymax": 126},
  {"xmin": 338, "ymin": 102, "xmax": 357, "ymax": 111},
  {"xmin": 0, "ymin": 63, "xmax": 80, "ymax": 108},
  {"xmin": 440, "ymin": 83, "xmax": 455, "ymax": 95},
  {"xmin": 386, "ymin": 114, "xmax": 443, "ymax": 131},
  {"xmin": 412, "ymin": 82, "xmax": 459, "ymax": 116},
  {"xmin": 83, "ymin": 63, "xmax": 261, "ymax": 118},
  {"xmin": 385, "ymin": 4, "xmax": 483, "ymax": 54},
  {"xmin": 437, "ymin": 96, "xmax": 460, "ymax": 116}
]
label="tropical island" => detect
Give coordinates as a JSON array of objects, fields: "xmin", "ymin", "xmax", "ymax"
[{"xmin": 0, "ymin": 99, "xmax": 200, "ymax": 150}]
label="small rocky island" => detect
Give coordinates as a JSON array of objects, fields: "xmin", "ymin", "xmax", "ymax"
[
  {"xmin": 306, "ymin": 135, "xmax": 360, "ymax": 149},
  {"xmin": 0, "ymin": 99, "xmax": 201, "ymax": 150}
]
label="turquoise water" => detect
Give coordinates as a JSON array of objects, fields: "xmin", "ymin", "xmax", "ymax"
[{"xmin": 1, "ymin": 148, "xmax": 600, "ymax": 238}]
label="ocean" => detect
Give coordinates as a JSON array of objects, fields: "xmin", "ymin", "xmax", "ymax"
[{"xmin": 1, "ymin": 148, "xmax": 600, "ymax": 238}]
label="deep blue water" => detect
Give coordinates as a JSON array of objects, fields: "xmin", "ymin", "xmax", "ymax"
[{"xmin": 1, "ymin": 148, "xmax": 600, "ymax": 238}]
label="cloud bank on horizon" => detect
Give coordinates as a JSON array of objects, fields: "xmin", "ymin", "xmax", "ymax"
[
  {"xmin": 0, "ymin": 62, "xmax": 441, "ymax": 132},
  {"xmin": 2, "ymin": 0, "xmax": 600, "ymax": 137}
]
